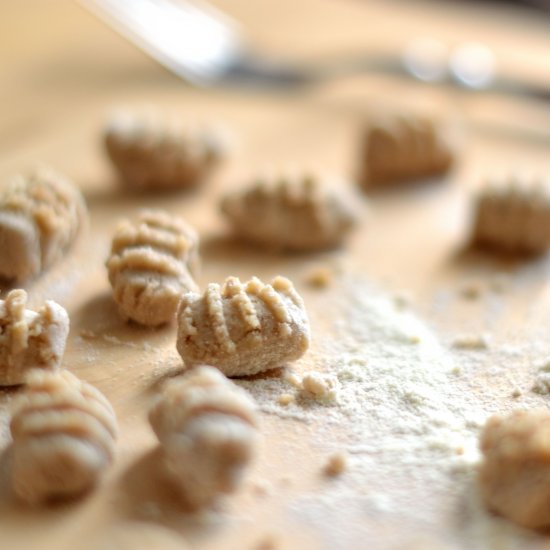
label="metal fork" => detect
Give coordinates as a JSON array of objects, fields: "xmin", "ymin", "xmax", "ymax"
[{"xmin": 82, "ymin": 0, "xmax": 549, "ymax": 99}]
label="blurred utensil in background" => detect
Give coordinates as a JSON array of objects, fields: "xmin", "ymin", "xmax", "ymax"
[{"xmin": 82, "ymin": 0, "xmax": 549, "ymax": 102}]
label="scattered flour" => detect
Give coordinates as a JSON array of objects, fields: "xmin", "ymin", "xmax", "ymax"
[
  {"xmin": 240, "ymin": 285, "xmax": 486, "ymax": 461},
  {"xmin": 237, "ymin": 279, "xmax": 503, "ymax": 549}
]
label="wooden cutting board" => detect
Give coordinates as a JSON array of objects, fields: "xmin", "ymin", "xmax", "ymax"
[{"xmin": 1, "ymin": 1, "xmax": 550, "ymax": 548}]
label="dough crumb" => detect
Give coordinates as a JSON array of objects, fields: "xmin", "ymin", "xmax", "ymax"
[
  {"xmin": 357, "ymin": 112, "xmax": 454, "ymax": 188},
  {"xmin": 478, "ymin": 409, "xmax": 550, "ymax": 529},
  {"xmin": 0, "ymin": 167, "xmax": 87, "ymax": 281},
  {"xmin": 323, "ymin": 452, "xmax": 347, "ymax": 477},
  {"xmin": 104, "ymin": 110, "xmax": 224, "ymax": 191},
  {"xmin": 511, "ymin": 387, "xmax": 522, "ymax": 398},
  {"xmin": 278, "ymin": 475, "xmax": 293, "ymax": 487},
  {"xmin": 471, "ymin": 178, "xmax": 550, "ymax": 254},
  {"xmin": 106, "ymin": 209, "xmax": 199, "ymax": 326},
  {"xmin": 451, "ymin": 333, "xmax": 489, "ymax": 350},
  {"xmin": 250, "ymin": 478, "xmax": 272, "ymax": 498},
  {"xmin": 532, "ymin": 373, "xmax": 550, "ymax": 395},
  {"xmin": 392, "ymin": 291, "xmax": 412, "ymax": 310},
  {"xmin": 254, "ymin": 535, "xmax": 279, "ymax": 550},
  {"xmin": 221, "ymin": 172, "xmax": 358, "ymax": 251},
  {"xmin": 534, "ymin": 356, "xmax": 550, "ymax": 372},
  {"xmin": 284, "ymin": 371, "xmax": 302, "ymax": 388},
  {"xmin": 0, "ymin": 289, "xmax": 69, "ymax": 386},
  {"xmin": 305, "ymin": 266, "xmax": 334, "ymax": 288},
  {"xmin": 300, "ymin": 372, "xmax": 339, "ymax": 402},
  {"xmin": 531, "ymin": 358, "xmax": 550, "ymax": 394},
  {"xmin": 176, "ymin": 276, "xmax": 310, "ymax": 377},
  {"xmin": 10, "ymin": 369, "xmax": 117, "ymax": 505},
  {"xmin": 277, "ymin": 393, "xmax": 295, "ymax": 406},
  {"xmin": 489, "ymin": 273, "xmax": 510, "ymax": 293},
  {"xmin": 458, "ymin": 281, "xmax": 483, "ymax": 300},
  {"xmin": 149, "ymin": 365, "xmax": 259, "ymax": 509}
]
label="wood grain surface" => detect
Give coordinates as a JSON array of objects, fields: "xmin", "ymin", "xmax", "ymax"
[{"xmin": 0, "ymin": 1, "xmax": 550, "ymax": 548}]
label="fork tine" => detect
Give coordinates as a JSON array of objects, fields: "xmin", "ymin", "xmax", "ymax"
[{"xmin": 81, "ymin": 0, "xmax": 243, "ymax": 85}]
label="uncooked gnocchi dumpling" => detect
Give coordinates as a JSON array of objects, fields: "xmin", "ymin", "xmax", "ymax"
[
  {"xmin": 0, "ymin": 167, "xmax": 87, "ymax": 281},
  {"xmin": 478, "ymin": 409, "xmax": 550, "ymax": 529},
  {"xmin": 221, "ymin": 173, "xmax": 358, "ymax": 251},
  {"xmin": 357, "ymin": 113, "xmax": 453, "ymax": 188},
  {"xmin": 104, "ymin": 111, "xmax": 224, "ymax": 191},
  {"xmin": 0, "ymin": 289, "xmax": 69, "ymax": 386},
  {"xmin": 176, "ymin": 276, "xmax": 310, "ymax": 376},
  {"xmin": 106, "ymin": 209, "xmax": 200, "ymax": 326},
  {"xmin": 149, "ymin": 365, "xmax": 258, "ymax": 509},
  {"xmin": 10, "ymin": 370, "xmax": 118, "ymax": 505},
  {"xmin": 471, "ymin": 179, "xmax": 550, "ymax": 254}
]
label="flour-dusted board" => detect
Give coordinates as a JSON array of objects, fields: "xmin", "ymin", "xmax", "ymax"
[{"xmin": 1, "ymin": 1, "xmax": 550, "ymax": 548}]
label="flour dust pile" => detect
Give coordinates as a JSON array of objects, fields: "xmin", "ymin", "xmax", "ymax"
[{"xmin": 238, "ymin": 277, "xmax": 532, "ymax": 549}]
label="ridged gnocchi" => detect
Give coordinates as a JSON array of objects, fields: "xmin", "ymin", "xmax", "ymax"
[
  {"xmin": 106, "ymin": 210, "xmax": 200, "ymax": 326},
  {"xmin": 10, "ymin": 369, "xmax": 117, "ymax": 504},
  {"xmin": 358, "ymin": 114, "xmax": 453, "ymax": 188},
  {"xmin": 176, "ymin": 276, "xmax": 310, "ymax": 376},
  {"xmin": 478, "ymin": 409, "xmax": 550, "ymax": 529},
  {"xmin": 104, "ymin": 111, "xmax": 224, "ymax": 191},
  {"xmin": 221, "ymin": 173, "xmax": 358, "ymax": 251},
  {"xmin": 149, "ymin": 365, "xmax": 258, "ymax": 509},
  {"xmin": 0, "ymin": 167, "xmax": 87, "ymax": 281},
  {"xmin": 471, "ymin": 179, "xmax": 550, "ymax": 254},
  {"xmin": 0, "ymin": 289, "xmax": 69, "ymax": 386}
]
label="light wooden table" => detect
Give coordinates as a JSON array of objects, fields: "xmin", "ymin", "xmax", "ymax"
[{"xmin": 0, "ymin": 1, "xmax": 550, "ymax": 548}]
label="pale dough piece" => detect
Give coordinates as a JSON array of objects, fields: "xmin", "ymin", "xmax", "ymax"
[
  {"xmin": 0, "ymin": 167, "xmax": 88, "ymax": 281},
  {"xmin": 10, "ymin": 369, "xmax": 118, "ymax": 505},
  {"xmin": 478, "ymin": 409, "xmax": 550, "ymax": 529},
  {"xmin": 149, "ymin": 365, "xmax": 258, "ymax": 509},
  {"xmin": 0, "ymin": 289, "xmax": 69, "ymax": 386},
  {"xmin": 305, "ymin": 266, "xmax": 334, "ymax": 288},
  {"xmin": 104, "ymin": 111, "xmax": 224, "ymax": 191},
  {"xmin": 106, "ymin": 209, "xmax": 200, "ymax": 326},
  {"xmin": 358, "ymin": 113, "xmax": 453, "ymax": 188},
  {"xmin": 176, "ymin": 275, "xmax": 310, "ymax": 376},
  {"xmin": 300, "ymin": 372, "xmax": 339, "ymax": 402},
  {"xmin": 323, "ymin": 452, "xmax": 347, "ymax": 477},
  {"xmin": 221, "ymin": 173, "xmax": 358, "ymax": 251},
  {"xmin": 451, "ymin": 333, "xmax": 489, "ymax": 350},
  {"xmin": 471, "ymin": 179, "xmax": 550, "ymax": 254}
]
